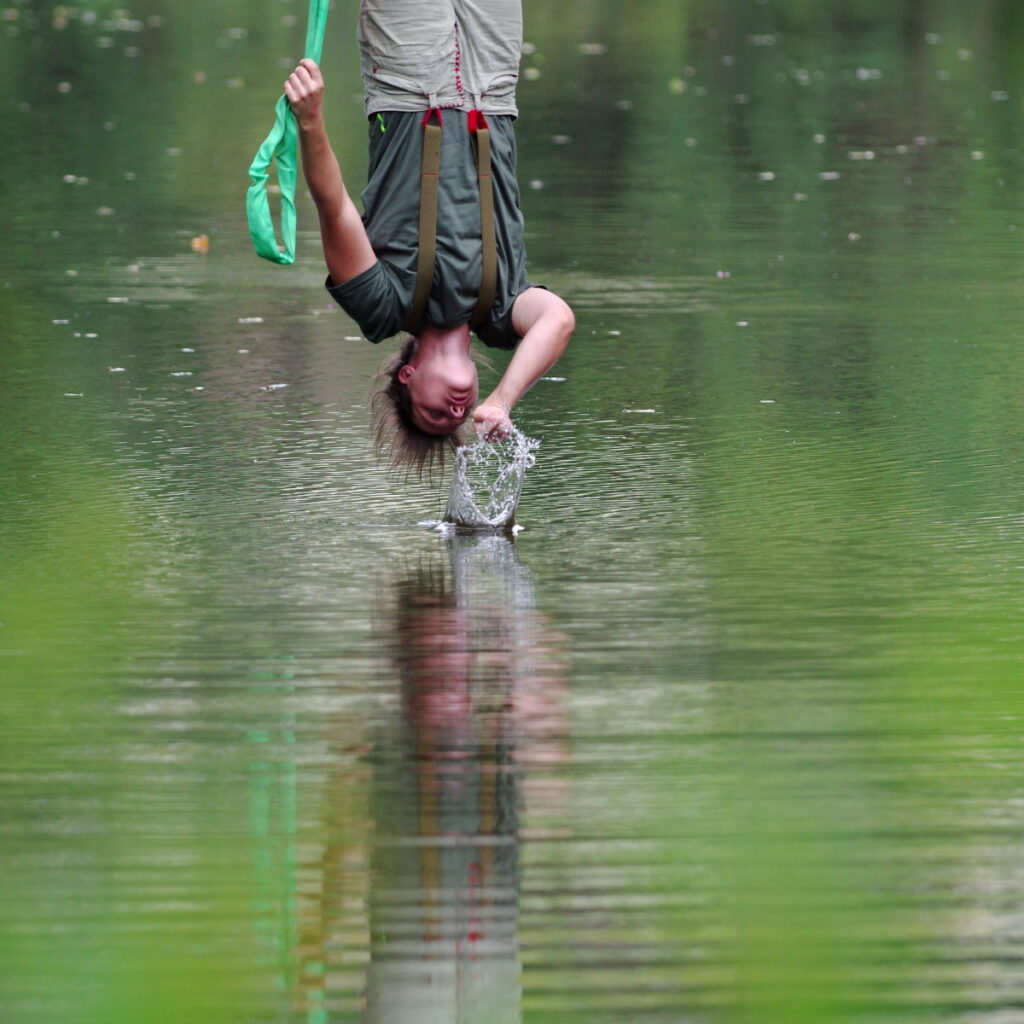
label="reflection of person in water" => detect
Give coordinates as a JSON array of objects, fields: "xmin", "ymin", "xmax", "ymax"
[{"xmin": 295, "ymin": 535, "xmax": 569, "ymax": 1022}]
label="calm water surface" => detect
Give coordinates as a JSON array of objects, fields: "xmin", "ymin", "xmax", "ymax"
[{"xmin": 3, "ymin": 1, "xmax": 1024, "ymax": 1022}]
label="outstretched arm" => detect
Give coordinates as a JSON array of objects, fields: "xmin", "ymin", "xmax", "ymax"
[
  {"xmin": 473, "ymin": 287, "xmax": 575, "ymax": 440},
  {"xmin": 284, "ymin": 59, "xmax": 377, "ymax": 285}
]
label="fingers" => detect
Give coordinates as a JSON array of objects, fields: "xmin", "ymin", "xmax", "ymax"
[
  {"xmin": 474, "ymin": 417, "xmax": 513, "ymax": 443},
  {"xmin": 283, "ymin": 59, "xmax": 322, "ymax": 100}
]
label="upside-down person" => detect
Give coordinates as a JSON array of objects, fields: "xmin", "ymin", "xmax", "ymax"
[{"xmin": 284, "ymin": 0, "xmax": 574, "ymax": 475}]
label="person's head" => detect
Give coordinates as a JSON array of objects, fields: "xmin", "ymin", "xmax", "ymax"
[{"xmin": 371, "ymin": 326, "xmax": 480, "ymax": 478}]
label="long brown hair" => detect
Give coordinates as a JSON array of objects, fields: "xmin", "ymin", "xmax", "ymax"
[{"xmin": 370, "ymin": 335, "xmax": 470, "ymax": 480}]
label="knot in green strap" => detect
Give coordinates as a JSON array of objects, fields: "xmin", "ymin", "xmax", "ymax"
[{"xmin": 246, "ymin": 0, "xmax": 330, "ymax": 265}]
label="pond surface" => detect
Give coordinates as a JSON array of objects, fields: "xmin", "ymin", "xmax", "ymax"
[{"xmin": 3, "ymin": 1, "xmax": 1024, "ymax": 1022}]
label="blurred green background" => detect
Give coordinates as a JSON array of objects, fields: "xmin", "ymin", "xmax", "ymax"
[{"xmin": 2, "ymin": 1, "xmax": 1024, "ymax": 1021}]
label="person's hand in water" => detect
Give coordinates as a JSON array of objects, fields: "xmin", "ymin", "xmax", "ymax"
[
  {"xmin": 284, "ymin": 59, "xmax": 325, "ymax": 131},
  {"xmin": 473, "ymin": 397, "xmax": 513, "ymax": 442}
]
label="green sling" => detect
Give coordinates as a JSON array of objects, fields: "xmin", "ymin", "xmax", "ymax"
[{"xmin": 246, "ymin": 0, "xmax": 330, "ymax": 265}]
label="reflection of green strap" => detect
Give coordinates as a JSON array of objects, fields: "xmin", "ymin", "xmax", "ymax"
[
  {"xmin": 403, "ymin": 114, "xmax": 443, "ymax": 334},
  {"xmin": 470, "ymin": 123, "xmax": 497, "ymax": 330},
  {"xmin": 246, "ymin": 0, "xmax": 330, "ymax": 265}
]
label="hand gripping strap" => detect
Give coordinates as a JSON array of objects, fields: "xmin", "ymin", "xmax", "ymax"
[
  {"xmin": 246, "ymin": 0, "xmax": 330, "ymax": 265},
  {"xmin": 402, "ymin": 110, "xmax": 444, "ymax": 334}
]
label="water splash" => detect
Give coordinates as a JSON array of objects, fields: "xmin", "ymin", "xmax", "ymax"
[{"xmin": 444, "ymin": 428, "xmax": 540, "ymax": 531}]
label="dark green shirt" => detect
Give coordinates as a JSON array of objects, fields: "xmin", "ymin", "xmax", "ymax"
[{"xmin": 326, "ymin": 110, "xmax": 532, "ymax": 349}]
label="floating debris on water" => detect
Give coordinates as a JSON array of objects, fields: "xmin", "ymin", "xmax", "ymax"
[
  {"xmin": 623, "ymin": 408, "xmax": 657, "ymax": 414},
  {"xmin": 190, "ymin": 234, "xmax": 210, "ymax": 253},
  {"xmin": 444, "ymin": 427, "xmax": 540, "ymax": 532},
  {"xmin": 261, "ymin": 383, "xmax": 288, "ymax": 391},
  {"xmin": 238, "ymin": 316, "xmax": 263, "ymax": 324}
]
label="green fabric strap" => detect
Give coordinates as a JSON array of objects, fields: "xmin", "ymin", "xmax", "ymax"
[
  {"xmin": 246, "ymin": 0, "xmax": 330, "ymax": 265},
  {"xmin": 402, "ymin": 118, "xmax": 444, "ymax": 334}
]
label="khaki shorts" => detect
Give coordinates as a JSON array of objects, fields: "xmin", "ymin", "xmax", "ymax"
[{"xmin": 358, "ymin": 0, "xmax": 522, "ymax": 116}]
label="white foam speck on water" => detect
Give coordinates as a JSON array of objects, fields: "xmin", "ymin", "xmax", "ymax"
[{"xmin": 444, "ymin": 427, "xmax": 540, "ymax": 531}]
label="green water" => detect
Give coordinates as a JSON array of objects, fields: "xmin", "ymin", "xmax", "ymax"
[{"xmin": 3, "ymin": 1, "xmax": 1024, "ymax": 1022}]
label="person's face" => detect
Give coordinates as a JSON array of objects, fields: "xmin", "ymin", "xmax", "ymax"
[{"xmin": 398, "ymin": 349, "xmax": 479, "ymax": 436}]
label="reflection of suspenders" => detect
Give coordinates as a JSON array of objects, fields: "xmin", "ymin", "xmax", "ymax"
[{"xmin": 402, "ymin": 108, "xmax": 498, "ymax": 334}]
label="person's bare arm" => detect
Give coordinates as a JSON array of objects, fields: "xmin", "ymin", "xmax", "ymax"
[
  {"xmin": 473, "ymin": 287, "xmax": 575, "ymax": 440},
  {"xmin": 284, "ymin": 59, "xmax": 377, "ymax": 284}
]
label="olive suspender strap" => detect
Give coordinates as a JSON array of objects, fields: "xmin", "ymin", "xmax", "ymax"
[
  {"xmin": 469, "ymin": 111, "xmax": 498, "ymax": 330},
  {"xmin": 403, "ymin": 109, "xmax": 499, "ymax": 334},
  {"xmin": 403, "ymin": 110, "xmax": 443, "ymax": 334}
]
